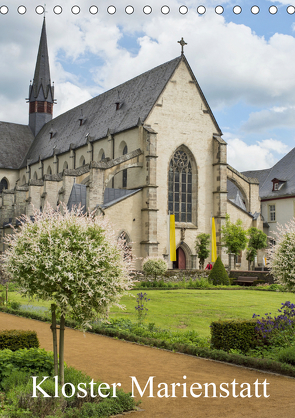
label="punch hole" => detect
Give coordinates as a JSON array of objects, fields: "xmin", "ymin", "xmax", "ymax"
[
  {"xmin": 215, "ymin": 5, "xmax": 224, "ymax": 14},
  {"xmin": 179, "ymin": 6, "xmax": 188, "ymax": 14},
  {"xmin": 71, "ymin": 5, "xmax": 80, "ymax": 14},
  {"xmin": 251, "ymin": 5, "xmax": 259, "ymax": 14},
  {"xmin": 89, "ymin": 5, "xmax": 98, "ymax": 14},
  {"xmin": 17, "ymin": 5, "xmax": 26, "ymax": 14},
  {"xmin": 233, "ymin": 5, "xmax": 242, "ymax": 14},
  {"xmin": 197, "ymin": 5, "xmax": 206, "ymax": 14},
  {"xmin": 125, "ymin": 5, "xmax": 134, "ymax": 14},
  {"xmin": 161, "ymin": 5, "xmax": 170, "ymax": 14},
  {"xmin": 287, "ymin": 5, "xmax": 295, "ymax": 14},
  {"xmin": 35, "ymin": 5, "xmax": 44, "ymax": 14},
  {"xmin": 143, "ymin": 5, "xmax": 152, "ymax": 14},
  {"xmin": 269, "ymin": 5, "xmax": 277, "ymax": 14},
  {"xmin": 53, "ymin": 5, "xmax": 62, "ymax": 14},
  {"xmin": 107, "ymin": 5, "xmax": 116, "ymax": 14},
  {"xmin": 0, "ymin": 5, "xmax": 8, "ymax": 14}
]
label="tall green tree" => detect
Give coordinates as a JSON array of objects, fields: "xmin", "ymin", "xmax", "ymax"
[
  {"xmin": 247, "ymin": 227, "xmax": 268, "ymax": 270},
  {"xmin": 195, "ymin": 233, "xmax": 210, "ymax": 269},
  {"xmin": 1, "ymin": 204, "xmax": 133, "ymax": 386},
  {"xmin": 221, "ymin": 215, "xmax": 248, "ymax": 270}
]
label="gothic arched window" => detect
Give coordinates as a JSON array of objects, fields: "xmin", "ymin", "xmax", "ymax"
[
  {"xmin": 0, "ymin": 178, "xmax": 8, "ymax": 193},
  {"xmin": 168, "ymin": 149, "xmax": 193, "ymax": 223},
  {"xmin": 122, "ymin": 145, "xmax": 128, "ymax": 188}
]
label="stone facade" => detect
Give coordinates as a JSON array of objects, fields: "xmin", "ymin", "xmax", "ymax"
[{"xmin": 0, "ymin": 36, "xmax": 264, "ymax": 271}]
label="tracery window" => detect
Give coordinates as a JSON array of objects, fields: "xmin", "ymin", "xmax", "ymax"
[{"xmin": 168, "ymin": 150, "xmax": 192, "ymax": 223}]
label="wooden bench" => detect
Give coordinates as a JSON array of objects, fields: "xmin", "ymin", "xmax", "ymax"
[{"xmin": 236, "ymin": 276, "xmax": 258, "ymax": 286}]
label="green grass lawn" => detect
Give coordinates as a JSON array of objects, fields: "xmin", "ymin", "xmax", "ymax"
[{"xmin": 7, "ymin": 289, "xmax": 294, "ymax": 338}]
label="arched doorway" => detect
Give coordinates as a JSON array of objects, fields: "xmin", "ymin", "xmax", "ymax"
[{"xmin": 173, "ymin": 247, "xmax": 186, "ymax": 269}]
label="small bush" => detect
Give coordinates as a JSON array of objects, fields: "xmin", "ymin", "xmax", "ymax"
[
  {"xmin": 194, "ymin": 277, "xmax": 210, "ymax": 289},
  {"xmin": 142, "ymin": 256, "xmax": 167, "ymax": 280},
  {"xmin": 10, "ymin": 301, "xmax": 21, "ymax": 310},
  {"xmin": 208, "ymin": 256, "xmax": 229, "ymax": 286},
  {"xmin": 0, "ymin": 330, "xmax": 39, "ymax": 351},
  {"xmin": 277, "ymin": 347, "xmax": 295, "ymax": 366},
  {"xmin": 0, "ymin": 348, "xmax": 54, "ymax": 384}
]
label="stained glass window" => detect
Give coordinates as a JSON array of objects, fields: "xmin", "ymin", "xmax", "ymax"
[{"xmin": 168, "ymin": 150, "xmax": 192, "ymax": 222}]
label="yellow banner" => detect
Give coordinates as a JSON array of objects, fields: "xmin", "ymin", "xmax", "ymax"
[
  {"xmin": 170, "ymin": 215, "xmax": 176, "ymax": 261},
  {"xmin": 211, "ymin": 217, "xmax": 217, "ymax": 263}
]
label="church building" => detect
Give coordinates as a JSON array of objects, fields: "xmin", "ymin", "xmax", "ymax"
[{"xmin": 0, "ymin": 19, "xmax": 264, "ymax": 270}]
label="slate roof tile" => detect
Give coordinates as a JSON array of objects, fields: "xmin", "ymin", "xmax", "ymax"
[
  {"xmin": 0, "ymin": 122, "xmax": 34, "ymax": 169},
  {"xmin": 242, "ymin": 147, "xmax": 295, "ymax": 199}
]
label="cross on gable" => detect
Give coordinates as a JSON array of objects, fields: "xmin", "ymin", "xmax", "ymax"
[{"xmin": 178, "ymin": 37, "xmax": 187, "ymax": 55}]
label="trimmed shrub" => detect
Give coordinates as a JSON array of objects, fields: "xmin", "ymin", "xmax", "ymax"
[
  {"xmin": 211, "ymin": 319, "xmax": 258, "ymax": 352},
  {"xmin": 0, "ymin": 329, "xmax": 39, "ymax": 351},
  {"xmin": 208, "ymin": 256, "xmax": 229, "ymax": 286}
]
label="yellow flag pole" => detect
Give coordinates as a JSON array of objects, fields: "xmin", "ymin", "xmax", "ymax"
[
  {"xmin": 170, "ymin": 214, "xmax": 176, "ymax": 262},
  {"xmin": 211, "ymin": 217, "xmax": 217, "ymax": 263}
]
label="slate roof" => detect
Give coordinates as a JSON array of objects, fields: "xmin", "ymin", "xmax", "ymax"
[
  {"xmin": 102, "ymin": 187, "xmax": 142, "ymax": 209},
  {"xmin": 21, "ymin": 56, "xmax": 182, "ymax": 167},
  {"xmin": 30, "ymin": 17, "xmax": 53, "ymax": 101},
  {"xmin": 242, "ymin": 147, "xmax": 295, "ymax": 199},
  {"xmin": 0, "ymin": 122, "xmax": 34, "ymax": 169},
  {"xmin": 21, "ymin": 54, "xmax": 222, "ymax": 168}
]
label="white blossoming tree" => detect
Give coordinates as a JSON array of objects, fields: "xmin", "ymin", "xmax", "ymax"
[
  {"xmin": 267, "ymin": 218, "xmax": 295, "ymax": 292},
  {"xmin": 142, "ymin": 256, "xmax": 167, "ymax": 280},
  {"xmin": 1, "ymin": 204, "xmax": 133, "ymax": 385}
]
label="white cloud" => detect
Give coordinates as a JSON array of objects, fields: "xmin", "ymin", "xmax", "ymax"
[
  {"xmin": 2, "ymin": 0, "xmax": 295, "ymax": 136},
  {"xmin": 242, "ymin": 106, "xmax": 295, "ymax": 132},
  {"xmin": 226, "ymin": 136, "xmax": 290, "ymax": 171}
]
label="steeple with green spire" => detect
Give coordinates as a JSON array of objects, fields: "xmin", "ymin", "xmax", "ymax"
[{"xmin": 28, "ymin": 17, "xmax": 54, "ymax": 136}]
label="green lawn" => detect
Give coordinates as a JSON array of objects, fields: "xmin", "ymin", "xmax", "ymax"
[
  {"xmin": 110, "ymin": 289, "xmax": 295, "ymax": 337},
  {"xmin": 7, "ymin": 289, "xmax": 294, "ymax": 338}
]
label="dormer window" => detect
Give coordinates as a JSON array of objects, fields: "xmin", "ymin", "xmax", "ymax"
[
  {"xmin": 272, "ymin": 178, "xmax": 286, "ymax": 191},
  {"xmin": 115, "ymin": 101, "xmax": 123, "ymax": 110}
]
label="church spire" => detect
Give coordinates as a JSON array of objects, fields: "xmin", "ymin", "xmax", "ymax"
[{"xmin": 28, "ymin": 17, "xmax": 55, "ymax": 136}]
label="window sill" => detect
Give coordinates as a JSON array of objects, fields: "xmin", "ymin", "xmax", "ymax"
[{"xmin": 175, "ymin": 222, "xmax": 198, "ymax": 229}]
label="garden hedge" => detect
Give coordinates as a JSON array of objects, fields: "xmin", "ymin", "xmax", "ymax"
[
  {"xmin": 210, "ymin": 319, "xmax": 258, "ymax": 352},
  {"xmin": 0, "ymin": 329, "xmax": 39, "ymax": 351}
]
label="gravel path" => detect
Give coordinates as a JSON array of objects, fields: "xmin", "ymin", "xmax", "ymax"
[{"xmin": 1, "ymin": 312, "xmax": 295, "ymax": 418}]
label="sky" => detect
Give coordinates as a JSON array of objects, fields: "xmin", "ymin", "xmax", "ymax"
[{"xmin": 1, "ymin": 0, "xmax": 295, "ymax": 171}]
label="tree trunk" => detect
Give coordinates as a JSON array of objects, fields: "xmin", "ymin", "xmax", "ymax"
[
  {"xmin": 51, "ymin": 304, "xmax": 58, "ymax": 377},
  {"xmin": 228, "ymin": 254, "xmax": 232, "ymax": 272},
  {"xmin": 59, "ymin": 314, "xmax": 65, "ymax": 386},
  {"xmin": 5, "ymin": 284, "xmax": 8, "ymax": 304}
]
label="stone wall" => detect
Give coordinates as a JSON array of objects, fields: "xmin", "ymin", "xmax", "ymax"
[{"xmin": 136, "ymin": 269, "xmax": 210, "ymax": 283}]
